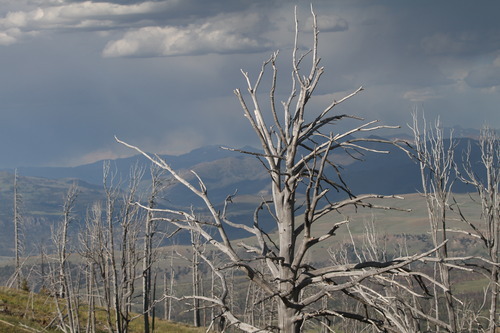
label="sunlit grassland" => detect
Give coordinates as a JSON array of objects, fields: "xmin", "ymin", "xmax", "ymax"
[
  {"xmin": 0, "ymin": 287, "xmax": 205, "ymax": 333},
  {"xmin": 0, "ymin": 191, "xmax": 488, "ymax": 329}
]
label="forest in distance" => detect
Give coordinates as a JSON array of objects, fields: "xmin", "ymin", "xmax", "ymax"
[{"xmin": 0, "ymin": 9, "xmax": 499, "ymax": 333}]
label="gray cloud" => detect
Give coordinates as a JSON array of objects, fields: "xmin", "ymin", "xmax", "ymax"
[
  {"xmin": 102, "ymin": 11, "xmax": 274, "ymax": 57},
  {"xmin": 0, "ymin": 1, "xmax": 172, "ymax": 44},
  {"xmin": 465, "ymin": 65, "xmax": 500, "ymax": 88},
  {"xmin": 303, "ymin": 14, "xmax": 348, "ymax": 33},
  {"xmin": 0, "ymin": 0, "xmax": 280, "ymax": 54},
  {"xmin": 0, "ymin": 0, "xmax": 499, "ymax": 168},
  {"xmin": 421, "ymin": 33, "xmax": 468, "ymax": 56},
  {"xmin": 403, "ymin": 88, "xmax": 441, "ymax": 103}
]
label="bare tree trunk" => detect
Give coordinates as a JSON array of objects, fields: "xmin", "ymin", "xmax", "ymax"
[
  {"xmin": 80, "ymin": 163, "xmax": 147, "ymax": 333},
  {"xmin": 152, "ymin": 272, "xmax": 157, "ymax": 332},
  {"xmin": 85, "ymin": 262, "xmax": 96, "ymax": 333},
  {"xmin": 53, "ymin": 183, "xmax": 80, "ymax": 333},
  {"xmin": 142, "ymin": 212, "xmax": 153, "ymax": 333},
  {"xmin": 410, "ymin": 114, "xmax": 457, "ymax": 332},
  {"xmin": 210, "ymin": 265, "xmax": 215, "ymax": 329},
  {"xmin": 39, "ymin": 243, "xmax": 47, "ymax": 293},
  {"xmin": 142, "ymin": 166, "xmax": 164, "ymax": 333},
  {"xmin": 102, "ymin": 164, "xmax": 123, "ymax": 333},
  {"xmin": 13, "ymin": 169, "xmax": 24, "ymax": 289},
  {"xmin": 167, "ymin": 249, "xmax": 175, "ymax": 321},
  {"xmin": 118, "ymin": 164, "xmax": 143, "ymax": 333},
  {"xmin": 478, "ymin": 129, "xmax": 499, "ymax": 333},
  {"xmin": 80, "ymin": 200, "xmax": 114, "ymax": 333},
  {"xmin": 191, "ymin": 230, "xmax": 201, "ymax": 327},
  {"xmin": 163, "ymin": 271, "xmax": 168, "ymax": 321},
  {"xmin": 457, "ymin": 127, "xmax": 499, "ymax": 333}
]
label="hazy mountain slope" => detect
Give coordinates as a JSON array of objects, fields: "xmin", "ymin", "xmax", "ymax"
[
  {"xmin": 341, "ymin": 137, "xmax": 478, "ymax": 195},
  {"xmin": 16, "ymin": 145, "xmax": 238, "ymax": 185},
  {"xmin": 0, "ymin": 138, "xmax": 484, "ymax": 256},
  {"xmin": 0, "ymin": 171, "xmax": 106, "ymax": 256},
  {"xmin": 13, "ymin": 137, "xmax": 480, "ymax": 196}
]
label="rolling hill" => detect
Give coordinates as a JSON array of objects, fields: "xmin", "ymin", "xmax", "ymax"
[{"xmin": 0, "ymin": 137, "xmax": 483, "ymax": 257}]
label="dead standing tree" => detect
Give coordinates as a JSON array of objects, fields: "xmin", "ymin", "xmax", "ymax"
[
  {"xmin": 79, "ymin": 163, "xmax": 144, "ymax": 333},
  {"xmin": 52, "ymin": 183, "xmax": 81, "ymax": 333},
  {"xmin": 456, "ymin": 127, "xmax": 499, "ymax": 333},
  {"xmin": 13, "ymin": 169, "xmax": 25, "ymax": 290},
  {"xmin": 409, "ymin": 114, "xmax": 458, "ymax": 332},
  {"xmin": 117, "ymin": 7, "xmax": 444, "ymax": 333},
  {"xmin": 142, "ymin": 165, "xmax": 167, "ymax": 333}
]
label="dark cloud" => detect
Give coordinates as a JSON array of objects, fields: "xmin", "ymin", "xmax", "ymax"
[
  {"xmin": 102, "ymin": 11, "xmax": 275, "ymax": 57},
  {"xmin": 0, "ymin": 0, "xmax": 281, "ymax": 54},
  {"xmin": 0, "ymin": 0, "xmax": 499, "ymax": 168}
]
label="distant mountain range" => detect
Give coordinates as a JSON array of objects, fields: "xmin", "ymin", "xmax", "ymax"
[{"xmin": 0, "ymin": 135, "xmax": 485, "ymax": 257}]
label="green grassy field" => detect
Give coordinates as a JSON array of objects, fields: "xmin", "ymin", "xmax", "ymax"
[{"xmin": 0, "ymin": 287, "xmax": 205, "ymax": 333}]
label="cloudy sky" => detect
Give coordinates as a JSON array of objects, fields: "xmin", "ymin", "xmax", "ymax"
[{"xmin": 0, "ymin": 0, "xmax": 499, "ymax": 168}]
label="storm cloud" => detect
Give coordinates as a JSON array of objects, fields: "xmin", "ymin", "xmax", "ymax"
[{"xmin": 0, "ymin": 0, "xmax": 498, "ymax": 168}]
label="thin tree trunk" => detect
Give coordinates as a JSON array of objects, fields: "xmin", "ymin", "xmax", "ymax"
[
  {"xmin": 13, "ymin": 169, "xmax": 23, "ymax": 289},
  {"xmin": 163, "ymin": 272, "xmax": 168, "ymax": 321},
  {"xmin": 142, "ymin": 209, "xmax": 153, "ymax": 333},
  {"xmin": 191, "ymin": 230, "xmax": 201, "ymax": 327},
  {"xmin": 143, "ymin": 167, "xmax": 162, "ymax": 333},
  {"xmin": 411, "ymin": 115, "xmax": 457, "ymax": 332},
  {"xmin": 168, "ymin": 253, "xmax": 175, "ymax": 321},
  {"xmin": 152, "ymin": 273, "xmax": 157, "ymax": 333}
]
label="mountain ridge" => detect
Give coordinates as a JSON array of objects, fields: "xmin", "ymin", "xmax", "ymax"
[{"xmin": 0, "ymin": 136, "xmax": 484, "ymax": 256}]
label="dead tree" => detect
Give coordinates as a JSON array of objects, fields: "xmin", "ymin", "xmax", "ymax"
[
  {"xmin": 13, "ymin": 169, "xmax": 24, "ymax": 289},
  {"xmin": 121, "ymin": 167, "xmax": 144, "ymax": 332},
  {"xmin": 190, "ymin": 228, "xmax": 202, "ymax": 327},
  {"xmin": 77, "ymin": 163, "xmax": 121, "ymax": 332},
  {"xmin": 80, "ymin": 201, "xmax": 106, "ymax": 333},
  {"xmin": 52, "ymin": 183, "xmax": 81, "ymax": 333},
  {"xmin": 455, "ymin": 127, "xmax": 499, "ymax": 333},
  {"xmin": 164, "ymin": 247, "xmax": 176, "ymax": 322},
  {"xmin": 107, "ymin": 163, "xmax": 144, "ymax": 333},
  {"xmin": 117, "ymin": 7, "xmax": 445, "ymax": 333},
  {"xmin": 410, "ymin": 114, "xmax": 458, "ymax": 331},
  {"xmin": 142, "ymin": 165, "xmax": 166, "ymax": 333},
  {"xmin": 79, "ymin": 163, "xmax": 144, "ymax": 333}
]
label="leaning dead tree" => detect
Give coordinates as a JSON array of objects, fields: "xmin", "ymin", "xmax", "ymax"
[{"xmin": 118, "ymin": 7, "xmax": 446, "ymax": 333}]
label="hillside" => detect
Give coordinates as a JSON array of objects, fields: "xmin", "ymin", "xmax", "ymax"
[
  {"xmin": 12, "ymin": 137, "xmax": 480, "ymax": 196},
  {"xmin": 0, "ymin": 172, "xmax": 107, "ymax": 256},
  {"xmin": 0, "ymin": 287, "xmax": 204, "ymax": 333},
  {"xmin": 0, "ymin": 138, "xmax": 484, "ymax": 257}
]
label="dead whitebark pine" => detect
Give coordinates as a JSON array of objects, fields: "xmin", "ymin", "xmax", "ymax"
[
  {"xmin": 50, "ymin": 183, "xmax": 81, "ymax": 333},
  {"xmin": 117, "ymin": 6, "xmax": 447, "ymax": 333},
  {"xmin": 109, "ymin": 163, "xmax": 144, "ymax": 333},
  {"xmin": 190, "ymin": 229, "xmax": 202, "ymax": 327},
  {"xmin": 79, "ymin": 163, "xmax": 145, "ymax": 333},
  {"xmin": 142, "ymin": 165, "xmax": 166, "ymax": 333},
  {"xmin": 409, "ymin": 113, "xmax": 458, "ymax": 332},
  {"xmin": 455, "ymin": 127, "xmax": 500, "ymax": 333},
  {"xmin": 10, "ymin": 169, "xmax": 25, "ymax": 290},
  {"xmin": 80, "ymin": 200, "xmax": 115, "ymax": 332}
]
